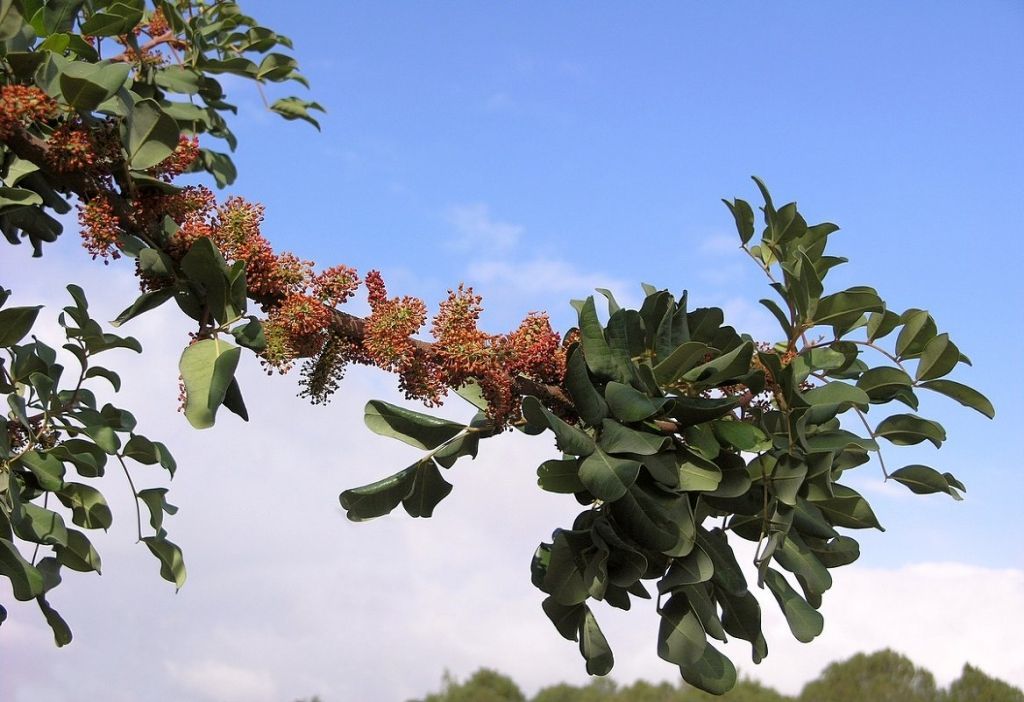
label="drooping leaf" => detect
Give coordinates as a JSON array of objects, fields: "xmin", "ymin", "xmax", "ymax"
[
  {"xmin": 891, "ymin": 465, "xmax": 963, "ymax": 500},
  {"xmin": 522, "ymin": 396, "xmax": 596, "ymax": 456},
  {"xmin": 142, "ymin": 535, "xmax": 186, "ymax": 590},
  {"xmin": 401, "ymin": 462, "xmax": 453, "ymax": 518},
  {"xmin": 339, "ymin": 466, "xmax": 417, "ymax": 521},
  {"xmin": 918, "ymin": 380, "xmax": 994, "ymax": 419},
  {"xmin": 763, "ymin": 568, "xmax": 824, "ymax": 643},
  {"xmin": 678, "ymin": 640, "xmax": 737, "ymax": 695},
  {"xmin": 178, "ymin": 338, "xmax": 241, "ymax": 429},
  {"xmin": 579, "ymin": 607, "xmax": 615, "ymax": 676}
]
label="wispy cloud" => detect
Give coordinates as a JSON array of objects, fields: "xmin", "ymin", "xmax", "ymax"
[{"xmin": 445, "ymin": 203, "xmax": 523, "ymax": 253}]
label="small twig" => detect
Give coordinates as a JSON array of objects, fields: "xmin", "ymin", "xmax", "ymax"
[{"xmin": 116, "ymin": 454, "xmax": 144, "ymax": 541}]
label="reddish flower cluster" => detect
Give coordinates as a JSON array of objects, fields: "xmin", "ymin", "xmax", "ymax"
[
  {"xmin": 312, "ymin": 265, "xmax": 360, "ymax": 308},
  {"xmin": 363, "ymin": 270, "xmax": 430, "ymax": 374},
  {"xmin": 152, "ymin": 135, "xmax": 200, "ymax": 180},
  {"xmin": 145, "ymin": 8, "xmax": 171, "ymax": 37},
  {"xmin": 0, "ymin": 85, "xmax": 58, "ymax": 137},
  {"xmin": 46, "ymin": 123, "xmax": 96, "ymax": 172},
  {"xmin": 78, "ymin": 196, "xmax": 123, "ymax": 261},
  {"xmin": 502, "ymin": 312, "xmax": 564, "ymax": 384}
]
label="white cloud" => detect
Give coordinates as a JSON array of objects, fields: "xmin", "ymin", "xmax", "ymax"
[
  {"xmin": 166, "ymin": 660, "xmax": 278, "ymax": 702},
  {"xmin": 445, "ymin": 203, "xmax": 523, "ymax": 252},
  {"xmin": 468, "ymin": 258, "xmax": 636, "ymax": 306}
]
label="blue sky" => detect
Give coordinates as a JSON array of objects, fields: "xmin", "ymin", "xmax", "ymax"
[{"xmin": 3, "ymin": 2, "xmax": 1023, "ymax": 701}]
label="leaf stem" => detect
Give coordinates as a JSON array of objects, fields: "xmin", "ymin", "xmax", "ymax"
[{"xmin": 116, "ymin": 454, "xmax": 144, "ymax": 541}]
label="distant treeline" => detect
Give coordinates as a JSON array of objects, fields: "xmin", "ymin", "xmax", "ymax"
[{"xmin": 398, "ymin": 649, "xmax": 1023, "ymax": 702}]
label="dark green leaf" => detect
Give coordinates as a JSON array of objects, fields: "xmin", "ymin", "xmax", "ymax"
[
  {"xmin": 339, "ymin": 466, "xmax": 417, "ymax": 521},
  {"xmin": 521, "ymin": 396, "xmax": 595, "ymax": 456},
  {"xmin": 812, "ymin": 484, "xmax": 884, "ymax": 530},
  {"xmin": 891, "ymin": 465, "xmax": 962, "ymax": 500},
  {"xmin": 916, "ymin": 333, "xmax": 961, "ymax": 380},
  {"xmin": 137, "ymin": 488, "xmax": 178, "ymax": 532},
  {"xmin": 363, "ymin": 400, "xmax": 465, "ymax": 450},
  {"xmin": 537, "ymin": 459, "xmax": 584, "ymax": 494},
  {"xmin": 658, "ymin": 594, "xmax": 707, "ymax": 666},
  {"xmin": 678, "ymin": 641, "xmax": 737, "ymax": 695},
  {"xmin": 875, "ymin": 414, "xmax": 946, "ymax": 448},
  {"xmin": 563, "ymin": 347, "xmax": 608, "ymax": 425},
  {"xmin": 723, "ymin": 198, "xmax": 755, "ymax": 244},
  {"xmin": 111, "ymin": 288, "xmax": 174, "ymax": 327},
  {"xmin": 0, "ymin": 305, "xmax": 41, "ymax": 345},
  {"xmin": 918, "ymin": 380, "xmax": 994, "ymax": 419},
  {"xmin": 0, "ymin": 537, "xmax": 45, "ymax": 600},
  {"xmin": 54, "ymin": 529, "xmax": 101, "ymax": 573},
  {"xmin": 579, "ymin": 607, "xmax": 614, "ymax": 676},
  {"xmin": 579, "ymin": 449, "xmax": 641, "ymax": 502},
  {"xmin": 763, "ymin": 568, "xmax": 823, "ymax": 643},
  {"xmin": 402, "ymin": 462, "xmax": 453, "ymax": 518},
  {"xmin": 541, "ymin": 596, "xmax": 584, "ymax": 641}
]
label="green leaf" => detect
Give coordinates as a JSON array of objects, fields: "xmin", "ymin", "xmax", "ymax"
[
  {"xmin": 711, "ymin": 420, "xmax": 770, "ymax": 452},
  {"xmin": 13, "ymin": 503, "xmax": 68, "ymax": 546},
  {"xmin": 541, "ymin": 596, "xmax": 585, "ymax": 641},
  {"xmin": 579, "ymin": 607, "xmax": 614, "ymax": 676},
  {"xmin": 891, "ymin": 465, "xmax": 963, "ymax": 500},
  {"xmin": 802, "ymin": 381, "xmax": 869, "ymax": 410},
  {"xmin": 579, "ymin": 449, "xmax": 641, "ymax": 502},
  {"xmin": 154, "ymin": 66, "xmax": 204, "ymax": 95},
  {"xmin": 56, "ymin": 483, "xmax": 112, "ymax": 530},
  {"xmin": 679, "ymin": 641, "xmax": 737, "ymax": 696},
  {"xmin": 681, "ymin": 342, "xmax": 753, "ymax": 387},
  {"xmin": 812, "ymin": 484, "xmax": 884, "ymax": 530},
  {"xmin": 544, "ymin": 532, "xmax": 589, "ymax": 606},
  {"xmin": 578, "ymin": 296, "xmax": 629, "ymax": 383},
  {"xmin": 178, "ymin": 338, "xmax": 241, "ymax": 429},
  {"xmin": 137, "ymin": 488, "xmax": 178, "ymax": 532},
  {"xmin": 659, "ymin": 548, "xmax": 714, "ymax": 593},
  {"xmin": 522, "ymin": 396, "xmax": 595, "ymax": 456},
  {"xmin": 896, "ymin": 309, "xmax": 937, "ymax": 359},
  {"xmin": 670, "ymin": 396, "xmax": 739, "ymax": 427},
  {"xmin": 339, "ymin": 466, "xmax": 417, "ymax": 521},
  {"xmin": 0, "ymin": 537, "xmax": 45, "ymax": 600},
  {"xmin": 54, "ymin": 529, "xmax": 101, "ymax": 573},
  {"xmin": 126, "ymin": 98, "xmax": 179, "ymax": 170},
  {"xmin": 0, "ymin": 305, "xmax": 41, "ymax": 345},
  {"xmin": 0, "ymin": 0, "xmax": 25, "ymax": 41},
  {"xmin": 363, "ymin": 399, "xmax": 465, "ymax": 450},
  {"xmin": 59, "ymin": 61, "xmax": 131, "ymax": 112},
  {"xmin": 537, "ymin": 459, "xmax": 585, "ymax": 494},
  {"xmin": 916, "ymin": 333, "xmax": 961, "ymax": 380},
  {"xmin": 658, "ymin": 594, "xmax": 707, "ymax": 666},
  {"xmin": 875, "ymin": 414, "xmax": 946, "ymax": 448},
  {"xmin": 401, "ymin": 462, "xmax": 453, "ymax": 518},
  {"xmin": 79, "ymin": 1, "xmax": 143, "ymax": 36},
  {"xmin": 111, "ymin": 288, "xmax": 174, "ymax": 327},
  {"xmin": 653, "ymin": 341, "xmax": 710, "ymax": 386},
  {"xmin": 723, "ymin": 198, "xmax": 755, "ymax": 244},
  {"xmin": 677, "ymin": 452, "xmax": 723, "ymax": 492},
  {"xmin": 36, "ymin": 595, "xmax": 73, "ymax": 646},
  {"xmin": 918, "ymin": 380, "xmax": 994, "ymax": 419},
  {"xmin": 698, "ymin": 527, "xmax": 747, "ymax": 596},
  {"xmin": 814, "ymin": 288, "xmax": 883, "ymax": 331},
  {"xmin": 857, "ymin": 366, "xmax": 913, "ymax": 403},
  {"xmin": 18, "ymin": 450, "xmax": 65, "ymax": 490},
  {"xmin": 604, "ymin": 381, "xmax": 669, "ymax": 422},
  {"xmin": 599, "ymin": 419, "xmax": 668, "ymax": 456},
  {"xmin": 563, "ymin": 347, "xmax": 608, "ymax": 425},
  {"xmin": 0, "ymin": 187, "xmax": 43, "ymax": 211},
  {"xmin": 142, "ymin": 535, "xmax": 186, "ymax": 590},
  {"xmin": 230, "ymin": 317, "xmax": 266, "ymax": 352},
  {"xmin": 763, "ymin": 568, "xmax": 824, "ymax": 643},
  {"xmin": 717, "ymin": 587, "xmax": 767, "ymax": 663},
  {"xmin": 269, "ymin": 97, "xmax": 325, "ymax": 129},
  {"xmin": 771, "ymin": 455, "xmax": 807, "ymax": 507},
  {"xmin": 775, "ymin": 532, "xmax": 832, "ymax": 601}
]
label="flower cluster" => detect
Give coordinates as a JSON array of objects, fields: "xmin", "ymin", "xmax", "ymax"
[
  {"xmin": 78, "ymin": 196, "xmax": 123, "ymax": 261},
  {"xmin": 363, "ymin": 270, "xmax": 430, "ymax": 374},
  {"xmin": 152, "ymin": 135, "xmax": 200, "ymax": 180},
  {"xmin": 0, "ymin": 85, "xmax": 58, "ymax": 137}
]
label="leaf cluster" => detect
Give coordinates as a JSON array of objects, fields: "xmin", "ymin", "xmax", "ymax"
[
  {"xmin": 0, "ymin": 284, "xmax": 182, "ymax": 644},
  {"xmin": 341, "ymin": 180, "xmax": 993, "ymax": 695}
]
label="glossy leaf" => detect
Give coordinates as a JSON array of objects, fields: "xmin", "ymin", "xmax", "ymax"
[
  {"xmin": 339, "ymin": 466, "xmax": 417, "ymax": 521},
  {"xmin": 875, "ymin": 414, "xmax": 946, "ymax": 448},
  {"xmin": 919, "ymin": 380, "xmax": 994, "ymax": 418},
  {"xmin": 891, "ymin": 465, "xmax": 962, "ymax": 500}
]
